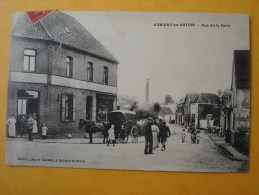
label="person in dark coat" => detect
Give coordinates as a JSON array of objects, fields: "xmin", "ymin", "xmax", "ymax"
[
  {"xmin": 144, "ymin": 117, "xmax": 153, "ymax": 154},
  {"xmin": 19, "ymin": 116, "xmax": 27, "ymax": 137},
  {"xmin": 27, "ymin": 115, "xmax": 35, "ymax": 141},
  {"xmin": 157, "ymin": 119, "xmax": 164, "ymax": 144},
  {"xmin": 159, "ymin": 121, "xmax": 171, "ymax": 151}
]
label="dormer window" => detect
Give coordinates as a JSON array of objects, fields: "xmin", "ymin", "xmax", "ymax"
[{"xmin": 23, "ymin": 49, "xmax": 36, "ymax": 72}]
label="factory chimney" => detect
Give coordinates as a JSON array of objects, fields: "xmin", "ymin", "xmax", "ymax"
[{"xmin": 145, "ymin": 78, "xmax": 149, "ymax": 105}]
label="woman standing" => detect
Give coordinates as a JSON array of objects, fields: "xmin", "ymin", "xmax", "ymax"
[
  {"xmin": 151, "ymin": 121, "xmax": 159, "ymax": 149},
  {"xmin": 32, "ymin": 113, "xmax": 38, "ymax": 134},
  {"xmin": 7, "ymin": 114, "xmax": 16, "ymax": 137}
]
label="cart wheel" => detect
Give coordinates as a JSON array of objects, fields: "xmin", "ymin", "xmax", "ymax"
[
  {"xmin": 131, "ymin": 126, "xmax": 139, "ymax": 143},
  {"xmin": 118, "ymin": 131, "xmax": 128, "ymax": 144}
]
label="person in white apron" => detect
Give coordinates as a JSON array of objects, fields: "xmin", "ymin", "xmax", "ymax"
[
  {"xmin": 32, "ymin": 113, "xmax": 38, "ymax": 134},
  {"xmin": 151, "ymin": 121, "xmax": 159, "ymax": 149},
  {"xmin": 7, "ymin": 114, "xmax": 16, "ymax": 137}
]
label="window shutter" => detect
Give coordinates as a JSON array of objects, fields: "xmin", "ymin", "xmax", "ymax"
[
  {"xmin": 61, "ymin": 95, "xmax": 66, "ymax": 121},
  {"xmin": 73, "ymin": 95, "xmax": 76, "ymax": 121}
]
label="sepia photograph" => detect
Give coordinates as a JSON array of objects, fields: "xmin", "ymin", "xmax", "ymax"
[{"xmin": 5, "ymin": 11, "xmax": 250, "ymax": 172}]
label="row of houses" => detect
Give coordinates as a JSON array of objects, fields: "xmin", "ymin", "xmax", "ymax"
[
  {"xmin": 175, "ymin": 93, "xmax": 220, "ymax": 128},
  {"xmin": 176, "ymin": 50, "xmax": 250, "ymax": 154}
]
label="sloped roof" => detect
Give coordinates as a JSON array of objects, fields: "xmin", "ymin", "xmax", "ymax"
[
  {"xmin": 188, "ymin": 93, "xmax": 199, "ymax": 103},
  {"xmin": 233, "ymin": 50, "xmax": 250, "ymax": 89},
  {"xmin": 183, "ymin": 93, "xmax": 199, "ymax": 104},
  {"xmin": 12, "ymin": 11, "xmax": 118, "ymax": 63},
  {"xmin": 195, "ymin": 93, "xmax": 220, "ymax": 104},
  {"xmin": 158, "ymin": 107, "xmax": 173, "ymax": 116}
]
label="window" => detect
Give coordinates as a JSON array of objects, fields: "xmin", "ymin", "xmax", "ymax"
[
  {"xmin": 103, "ymin": 66, "xmax": 108, "ymax": 85},
  {"xmin": 23, "ymin": 49, "xmax": 36, "ymax": 72},
  {"xmin": 18, "ymin": 99, "xmax": 27, "ymax": 115},
  {"xmin": 66, "ymin": 57, "xmax": 73, "ymax": 77},
  {"xmin": 87, "ymin": 62, "xmax": 93, "ymax": 82},
  {"xmin": 61, "ymin": 94, "xmax": 75, "ymax": 122}
]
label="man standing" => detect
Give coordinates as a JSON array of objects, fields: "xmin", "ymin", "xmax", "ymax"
[
  {"xmin": 144, "ymin": 117, "xmax": 153, "ymax": 154},
  {"xmin": 19, "ymin": 116, "xmax": 27, "ymax": 137},
  {"xmin": 159, "ymin": 121, "xmax": 171, "ymax": 151}
]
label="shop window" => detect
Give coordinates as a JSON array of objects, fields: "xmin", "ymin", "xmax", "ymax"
[
  {"xmin": 103, "ymin": 66, "xmax": 108, "ymax": 85},
  {"xmin": 61, "ymin": 94, "xmax": 75, "ymax": 122},
  {"xmin": 23, "ymin": 49, "xmax": 36, "ymax": 72},
  {"xmin": 66, "ymin": 56, "xmax": 73, "ymax": 77},
  {"xmin": 87, "ymin": 62, "xmax": 93, "ymax": 82}
]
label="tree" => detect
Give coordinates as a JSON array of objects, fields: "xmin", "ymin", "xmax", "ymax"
[
  {"xmin": 130, "ymin": 101, "xmax": 138, "ymax": 111},
  {"xmin": 165, "ymin": 95, "xmax": 174, "ymax": 105},
  {"xmin": 153, "ymin": 102, "xmax": 161, "ymax": 113}
]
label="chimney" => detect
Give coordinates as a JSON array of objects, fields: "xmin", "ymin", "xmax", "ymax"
[{"xmin": 145, "ymin": 78, "xmax": 149, "ymax": 105}]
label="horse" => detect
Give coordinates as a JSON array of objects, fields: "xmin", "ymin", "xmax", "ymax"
[{"xmin": 79, "ymin": 119, "xmax": 110, "ymax": 144}]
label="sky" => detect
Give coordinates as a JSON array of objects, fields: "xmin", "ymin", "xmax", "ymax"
[{"xmin": 46, "ymin": 12, "xmax": 251, "ymax": 104}]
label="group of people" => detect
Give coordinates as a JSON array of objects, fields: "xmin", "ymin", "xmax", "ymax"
[
  {"xmin": 6, "ymin": 113, "xmax": 48, "ymax": 140},
  {"xmin": 180, "ymin": 126, "xmax": 201, "ymax": 144},
  {"xmin": 144, "ymin": 118, "xmax": 171, "ymax": 154}
]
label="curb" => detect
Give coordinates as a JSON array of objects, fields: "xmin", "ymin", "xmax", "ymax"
[{"xmin": 207, "ymin": 134, "xmax": 248, "ymax": 162}]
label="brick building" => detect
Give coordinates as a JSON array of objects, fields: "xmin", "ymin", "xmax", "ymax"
[{"xmin": 7, "ymin": 11, "xmax": 118, "ymax": 134}]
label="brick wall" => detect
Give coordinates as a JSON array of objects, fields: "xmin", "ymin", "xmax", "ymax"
[
  {"xmin": 9, "ymin": 37, "xmax": 50, "ymax": 74},
  {"xmin": 50, "ymin": 45, "xmax": 118, "ymax": 87},
  {"xmin": 9, "ymin": 37, "xmax": 118, "ymax": 87},
  {"xmin": 47, "ymin": 85, "xmax": 97, "ymax": 133},
  {"xmin": 8, "ymin": 37, "xmax": 118, "ymax": 135}
]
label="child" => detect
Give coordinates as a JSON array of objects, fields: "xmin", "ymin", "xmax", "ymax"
[
  {"xmin": 41, "ymin": 123, "xmax": 48, "ymax": 139},
  {"xmin": 181, "ymin": 129, "xmax": 186, "ymax": 143},
  {"xmin": 196, "ymin": 130, "xmax": 201, "ymax": 144},
  {"xmin": 107, "ymin": 124, "xmax": 115, "ymax": 146}
]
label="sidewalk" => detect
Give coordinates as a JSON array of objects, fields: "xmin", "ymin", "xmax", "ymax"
[{"xmin": 207, "ymin": 133, "xmax": 249, "ymax": 161}]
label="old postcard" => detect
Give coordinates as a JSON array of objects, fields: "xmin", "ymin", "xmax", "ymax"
[{"xmin": 5, "ymin": 11, "xmax": 250, "ymax": 172}]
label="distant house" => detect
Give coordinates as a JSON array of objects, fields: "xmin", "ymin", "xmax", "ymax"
[
  {"xmin": 175, "ymin": 98, "xmax": 185, "ymax": 125},
  {"xmin": 230, "ymin": 50, "xmax": 250, "ymax": 153},
  {"xmin": 190, "ymin": 93, "xmax": 221, "ymax": 128},
  {"xmin": 183, "ymin": 94, "xmax": 199, "ymax": 125},
  {"xmin": 158, "ymin": 106, "xmax": 174, "ymax": 123}
]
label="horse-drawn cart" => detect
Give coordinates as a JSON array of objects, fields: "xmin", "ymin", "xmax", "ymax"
[
  {"xmin": 79, "ymin": 110, "xmax": 140, "ymax": 144},
  {"xmin": 108, "ymin": 110, "xmax": 140, "ymax": 144}
]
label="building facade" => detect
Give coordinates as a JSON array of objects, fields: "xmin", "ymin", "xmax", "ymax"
[
  {"xmin": 229, "ymin": 50, "xmax": 250, "ymax": 154},
  {"xmin": 220, "ymin": 90, "xmax": 232, "ymax": 142},
  {"xmin": 190, "ymin": 93, "xmax": 220, "ymax": 128},
  {"xmin": 7, "ymin": 11, "xmax": 118, "ymax": 134}
]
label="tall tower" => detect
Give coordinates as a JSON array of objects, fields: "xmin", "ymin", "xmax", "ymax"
[{"xmin": 145, "ymin": 78, "xmax": 149, "ymax": 105}]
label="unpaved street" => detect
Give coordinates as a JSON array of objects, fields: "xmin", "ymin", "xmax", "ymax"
[{"xmin": 6, "ymin": 125, "xmax": 248, "ymax": 172}]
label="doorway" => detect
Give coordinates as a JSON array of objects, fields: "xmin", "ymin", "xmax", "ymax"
[
  {"xmin": 86, "ymin": 96, "xmax": 93, "ymax": 120},
  {"xmin": 18, "ymin": 90, "xmax": 39, "ymax": 123}
]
